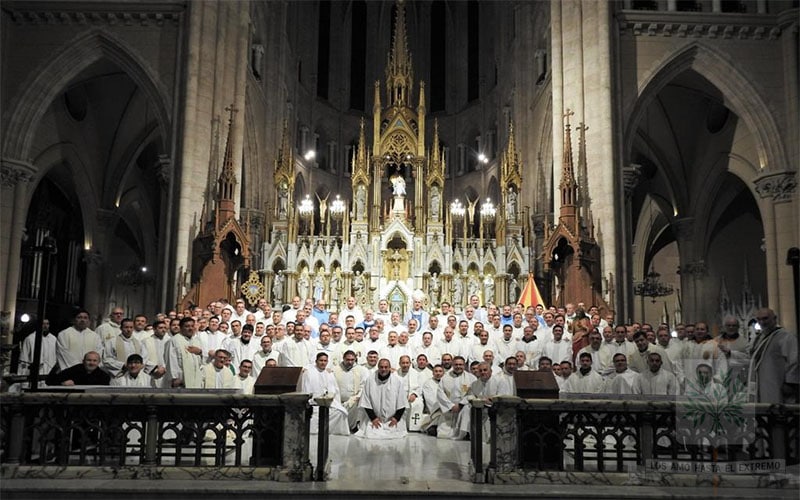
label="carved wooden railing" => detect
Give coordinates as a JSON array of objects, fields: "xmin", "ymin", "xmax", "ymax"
[{"xmin": 0, "ymin": 391, "xmax": 317, "ymax": 481}]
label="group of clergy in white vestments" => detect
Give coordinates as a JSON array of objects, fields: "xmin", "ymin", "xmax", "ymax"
[{"xmin": 16, "ymin": 298, "xmax": 797, "ymax": 439}]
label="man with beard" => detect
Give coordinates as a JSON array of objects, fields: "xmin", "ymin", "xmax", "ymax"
[
  {"xmin": 225, "ymin": 324, "xmax": 260, "ymax": 368},
  {"xmin": 356, "ymin": 358, "xmax": 407, "ymax": 439}
]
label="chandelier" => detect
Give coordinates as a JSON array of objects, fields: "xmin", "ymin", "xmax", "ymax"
[
  {"xmin": 480, "ymin": 198, "xmax": 496, "ymax": 222},
  {"xmin": 298, "ymin": 195, "xmax": 314, "ymax": 219},
  {"xmin": 633, "ymin": 266, "xmax": 674, "ymax": 303},
  {"xmin": 450, "ymin": 199, "xmax": 465, "ymax": 220},
  {"xmin": 330, "ymin": 195, "xmax": 346, "ymax": 219}
]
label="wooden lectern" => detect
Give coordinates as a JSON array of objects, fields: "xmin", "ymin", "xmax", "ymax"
[
  {"xmin": 254, "ymin": 367, "xmax": 302, "ymax": 395},
  {"xmin": 513, "ymin": 370, "xmax": 560, "ymax": 399}
]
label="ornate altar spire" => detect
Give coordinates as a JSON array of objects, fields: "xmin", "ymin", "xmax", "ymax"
[
  {"xmin": 352, "ymin": 118, "xmax": 370, "ymax": 186},
  {"xmin": 216, "ymin": 105, "xmax": 238, "ymax": 228},
  {"xmin": 559, "ymin": 109, "xmax": 578, "ymax": 230},
  {"xmin": 385, "ymin": 0, "xmax": 413, "ymax": 108},
  {"xmin": 502, "ymin": 120, "xmax": 522, "ymax": 189},
  {"xmin": 427, "ymin": 118, "xmax": 444, "ymax": 187}
]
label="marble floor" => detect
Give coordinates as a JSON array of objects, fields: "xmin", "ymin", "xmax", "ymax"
[{"xmin": 312, "ymin": 433, "xmax": 475, "ymax": 482}]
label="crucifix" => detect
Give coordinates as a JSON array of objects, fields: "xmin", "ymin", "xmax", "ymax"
[{"xmin": 390, "ymin": 250, "xmax": 403, "ymax": 279}]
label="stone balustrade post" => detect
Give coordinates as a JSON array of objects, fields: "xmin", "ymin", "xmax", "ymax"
[
  {"xmin": 313, "ymin": 395, "xmax": 333, "ymax": 481},
  {"xmin": 278, "ymin": 393, "xmax": 313, "ymax": 481},
  {"xmin": 489, "ymin": 396, "xmax": 522, "ymax": 477},
  {"xmin": 469, "ymin": 399, "xmax": 486, "ymax": 483}
]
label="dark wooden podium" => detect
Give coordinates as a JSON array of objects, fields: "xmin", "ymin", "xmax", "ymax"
[
  {"xmin": 253, "ymin": 367, "xmax": 302, "ymax": 395},
  {"xmin": 514, "ymin": 370, "xmax": 560, "ymax": 398},
  {"xmin": 514, "ymin": 369, "xmax": 562, "ymax": 469}
]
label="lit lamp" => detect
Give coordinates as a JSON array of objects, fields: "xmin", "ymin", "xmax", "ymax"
[
  {"xmin": 450, "ymin": 199, "xmax": 465, "ymax": 241},
  {"xmin": 329, "ymin": 194, "xmax": 346, "ymax": 236},
  {"xmin": 479, "ymin": 198, "xmax": 496, "ymax": 240},
  {"xmin": 298, "ymin": 195, "xmax": 315, "ymax": 235}
]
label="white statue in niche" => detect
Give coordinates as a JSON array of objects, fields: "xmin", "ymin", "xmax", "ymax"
[
  {"xmin": 272, "ymin": 272, "xmax": 284, "ymax": 304},
  {"xmin": 483, "ymin": 275, "xmax": 495, "ymax": 305},
  {"xmin": 391, "ymin": 173, "xmax": 406, "ymax": 197},
  {"xmin": 429, "ymin": 272, "xmax": 441, "ymax": 307},
  {"xmin": 430, "ymin": 186, "xmax": 441, "ymax": 220},
  {"xmin": 507, "ymin": 188, "xmax": 517, "ymax": 222},
  {"xmin": 452, "ymin": 276, "xmax": 464, "ymax": 307},
  {"xmin": 355, "ymin": 185, "xmax": 366, "ymax": 219},
  {"xmin": 297, "ymin": 271, "xmax": 310, "ymax": 301}
]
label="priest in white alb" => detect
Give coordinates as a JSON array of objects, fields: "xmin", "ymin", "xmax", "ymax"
[
  {"xmin": 297, "ymin": 353, "xmax": 350, "ymax": 435},
  {"xmin": 356, "ymin": 358, "xmax": 407, "ymax": 439}
]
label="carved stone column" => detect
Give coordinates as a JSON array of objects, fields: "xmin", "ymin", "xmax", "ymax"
[
  {"xmin": 84, "ymin": 209, "xmax": 118, "ymax": 320},
  {"xmin": 672, "ymin": 217, "xmax": 712, "ymax": 322},
  {"xmin": 1, "ymin": 159, "xmax": 36, "ymax": 344},
  {"xmin": 620, "ymin": 164, "xmax": 641, "ymax": 323},
  {"xmin": 754, "ymin": 171, "xmax": 798, "ymax": 332}
]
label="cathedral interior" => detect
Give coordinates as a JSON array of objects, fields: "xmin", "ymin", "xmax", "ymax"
[{"xmin": 1, "ymin": 0, "xmax": 798, "ymax": 341}]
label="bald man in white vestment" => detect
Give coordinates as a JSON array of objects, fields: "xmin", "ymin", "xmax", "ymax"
[
  {"xmin": 453, "ymin": 362, "xmax": 513, "ymax": 440},
  {"xmin": 355, "ymin": 358, "xmax": 407, "ymax": 439},
  {"xmin": 298, "ymin": 353, "xmax": 350, "ymax": 435}
]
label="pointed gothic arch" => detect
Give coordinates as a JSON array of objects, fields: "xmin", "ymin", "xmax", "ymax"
[{"xmin": 2, "ymin": 29, "xmax": 171, "ymax": 162}]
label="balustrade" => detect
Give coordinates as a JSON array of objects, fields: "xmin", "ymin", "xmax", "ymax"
[{"xmin": 0, "ymin": 391, "xmax": 315, "ymax": 481}]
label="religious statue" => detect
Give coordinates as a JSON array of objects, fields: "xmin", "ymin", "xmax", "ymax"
[
  {"xmin": 355, "ymin": 185, "xmax": 366, "ymax": 220},
  {"xmin": 313, "ymin": 273, "xmax": 325, "ymax": 302},
  {"xmin": 483, "ymin": 275, "xmax": 495, "ymax": 305},
  {"xmin": 297, "ymin": 271, "xmax": 310, "ymax": 301},
  {"xmin": 428, "ymin": 272, "xmax": 441, "ymax": 308},
  {"xmin": 506, "ymin": 187, "xmax": 517, "ymax": 222},
  {"xmin": 391, "ymin": 173, "xmax": 406, "ymax": 197},
  {"xmin": 330, "ymin": 271, "xmax": 341, "ymax": 305},
  {"xmin": 508, "ymin": 276, "xmax": 519, "ymax": 304},
  {"xmin": 277, "ymin": 181, "xmax": 289, "ymax": 219},
  {"xmin": 430, "ymin": 186, "xmax": 440, "ymax": 220},
  {"xmin": 467, "ymin": 275, "xmax": 480, "ymax": 299},
  {"xmin": 452, "ymin": 276, "xmax": 464, "ymax": 307},
  {"xmin": 353, "ymin": 271, "xmax": 366, "ymax": 301},
  {"xmin": 272, "ymin": 272, "xmax": 284, "ymax": 305}
]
